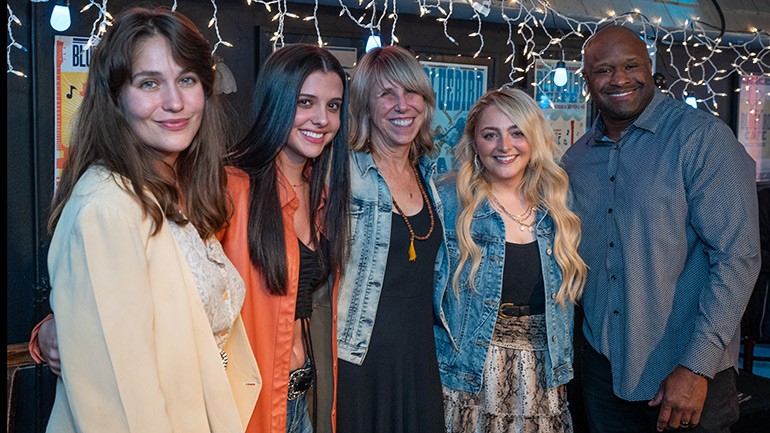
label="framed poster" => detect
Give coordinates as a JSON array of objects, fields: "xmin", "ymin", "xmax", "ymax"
[
  {"xmin": 736, "ymin": 74, "xmax": 770, "ymax": 182},
  {"xmin": 54, "ymin": 36, "xmax": 92, "ymax": 189},
  {"xmin": 533, "ymin": 59, "xmax": 587, "ymax": 152},
  {"xmin": 421, "ymin": 60, "xmax": 489, "ymax": 174}
]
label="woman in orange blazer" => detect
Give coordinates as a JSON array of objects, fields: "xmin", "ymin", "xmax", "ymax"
[{"xmin": 223, "ymin": 44, "xmax": 350, "ymax": 433}]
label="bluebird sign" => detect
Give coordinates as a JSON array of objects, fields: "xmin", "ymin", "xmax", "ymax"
[{"xmin": 421, "ymin": 61, "xmax": 488, "ymax": 174}]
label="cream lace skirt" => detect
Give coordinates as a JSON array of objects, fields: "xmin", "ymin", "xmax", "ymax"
[{"xmin": 443, "ymin": 313, "xmax": 572, "ymax": 433}]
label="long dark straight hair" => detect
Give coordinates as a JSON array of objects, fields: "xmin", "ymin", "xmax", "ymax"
[{"xmin": 228, "ymin": 44, "xmax": 350, "ymax": 296}]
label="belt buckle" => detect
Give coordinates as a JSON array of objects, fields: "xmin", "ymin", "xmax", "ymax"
[
  {"xmin": 499, "ymin": 302, "xmax": 517, "ymax": 318},
  {"xmin": 287, "ymin": 364, "xmax": 316, "ymax": 401}
]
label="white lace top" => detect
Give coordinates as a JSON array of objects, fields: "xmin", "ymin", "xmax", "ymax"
[{"xmin": 167, "ymin": 220, "xmax": 246, "ymax": 349}]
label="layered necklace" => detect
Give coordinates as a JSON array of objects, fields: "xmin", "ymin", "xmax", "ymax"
[
  {"xmin": 489, "ymin": 193, "xmax": 536, "ymax": 233},
  {"xmin": 389, "ymin": 164, "xmax": 435, "ymax": 261}
]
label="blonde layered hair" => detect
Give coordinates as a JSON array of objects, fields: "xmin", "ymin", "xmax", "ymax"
[{"xmin": 451, "ymin": 87, "xmax": 586, "ymax": 305}]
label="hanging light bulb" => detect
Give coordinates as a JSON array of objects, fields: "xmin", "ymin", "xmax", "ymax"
[
  {"xmin": 50, "ymin": 0, "xmax": 71, "ymax": 32},
  {"xmin": 553, "ymin": 60, "xmax": 568, "ymax": 87},
  {"xmin": 365, "ymin": 33, "xmax": 381, "ymax": 53},
  {"xmin": 685, "ymin": 96, "xmax": 697, "ymax": 108}
]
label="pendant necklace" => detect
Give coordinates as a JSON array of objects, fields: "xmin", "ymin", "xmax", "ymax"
[
  {"xmin": 390, "ymin": 165, "xmax": 435, "ymax": 261},
  {"xmin": 490, "ymin": 194, "xmax": 536, "ymax": 233}
]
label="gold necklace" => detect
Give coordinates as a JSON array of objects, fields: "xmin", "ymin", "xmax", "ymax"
[
  {"xmin": 490, "ymin": 194, "xmax": 536, "ymax": 233},
  {"xmin": 390, "ymin": 165, "xmax": 435, "ymax": 261}
]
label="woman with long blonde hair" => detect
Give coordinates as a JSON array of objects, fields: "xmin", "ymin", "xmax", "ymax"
[{"xmin": 434, "ymin": 87, "xmax": 586, "ymax": 432}]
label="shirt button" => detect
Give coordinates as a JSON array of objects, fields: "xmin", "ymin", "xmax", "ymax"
[
  {"xmin": 557, "ymin": 374, "xmax": 563, "ymax": 381},
  {"xmin": 610, "ymin": 176, "xmax": 615, "ymax": 181},
  {"xmin": 551, "ymin": 293, "xmax": 557, "ymax": 300},
  {"xmin": 546, "ymin": 248, "xmax": 553, "ymax": 255},
  {"xmin": 609, "ymin": 241, "xmax": 614, "ymax": 247},
  {"xmin": 613, "ymin": 310, "xmax": 620, "ymax": 316},
  {"xmin": 610, "ymin": 275, "xmax": 617, "ymax": 281},
  {"xmin": 552, "ymin": 335, "xmax": 558, "ymax": 342},
  {"xmin": 608, "ymin": 208, "xmax": 613, "ymax": 214}
]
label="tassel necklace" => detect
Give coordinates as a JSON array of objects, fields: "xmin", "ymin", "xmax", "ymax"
[
  {"xmin": 390, "ymin": 165, "xmax": 435, "ymax": 261},
  {"xmin": 490, "ymin": 193, "xmax": 536, "ymax": 233}
]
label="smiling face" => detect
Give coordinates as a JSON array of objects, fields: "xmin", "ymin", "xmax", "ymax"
[
  {"xmin": 280, "ymin": 70, "xmax": 344, "ymax": 166},
  {"xmin": 368, "ymin": 79, "xmax": 426, "ymax": 149},
  {"xmin": 119, "ymin": 35, "xmax": 205, "ymax": 166},
  {"xmin": 583, "ymin": 26, "xmax": 655, "ymax": 137},
  {"xmin": 475, "ymin": 105, "xmax": 531, "ymax": 188}
]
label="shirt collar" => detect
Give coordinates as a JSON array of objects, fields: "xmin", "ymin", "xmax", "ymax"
[
  {"xmin": 276, "ymin": 167, "xmax": 299, "ymax": 210},
  {"xmin": 352, "ymin": 149, "xmax": 377, "ymax": 179},
  {"xmin": 276, "ymin": 164, "xmax": 325, "ymax": 213}
]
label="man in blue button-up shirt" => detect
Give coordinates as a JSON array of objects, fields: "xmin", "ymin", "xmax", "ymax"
[{"xmin": 563, "ymin": 25, "xmax": 760, "ymax": 432}]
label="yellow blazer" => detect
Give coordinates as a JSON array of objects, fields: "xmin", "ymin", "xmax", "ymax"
[{"xmin": 46, "ymin": 166, "xmax": 260, "ymax": 433}]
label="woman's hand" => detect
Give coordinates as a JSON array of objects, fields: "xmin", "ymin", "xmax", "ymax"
[{"xmin": 38, "ymin": 317, "xmax": 61, "ymax": 376}]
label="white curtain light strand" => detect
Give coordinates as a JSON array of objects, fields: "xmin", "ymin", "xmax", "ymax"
[
  {"xmin": 8, "ymin": 0, "xmax": 770, "ymax": 113},
  {"xmin": 7, "ymin": 4, "xmax": 27, "ymax": 77}
]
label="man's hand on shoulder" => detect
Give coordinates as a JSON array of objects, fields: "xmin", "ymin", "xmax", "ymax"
[{"xmin": 648, "ymin": 365, "xmax": 708, "ymax": 431}]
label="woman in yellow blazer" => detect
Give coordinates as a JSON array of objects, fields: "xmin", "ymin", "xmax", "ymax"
[{"xmin": 42, "ymin": 7, "xmax": 260, "ymax": 432}]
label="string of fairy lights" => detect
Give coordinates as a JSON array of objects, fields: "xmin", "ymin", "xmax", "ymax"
[{"xmin": 6, "ymin": 0, "xmax": 770, "ymax": 117}]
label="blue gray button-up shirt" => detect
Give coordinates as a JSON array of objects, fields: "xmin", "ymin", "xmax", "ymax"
[{"xmin": 562, "ymin": 89, "xmax": 760, "ymax": 401}]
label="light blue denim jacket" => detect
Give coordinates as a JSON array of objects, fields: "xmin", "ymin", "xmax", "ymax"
[
  {"xmin": 337, "ymin": 150, "xmax": 449, "ymax": 364},
  {"xmin": 433, "ymin": 176, "xmax": 574, "ymax": 393}
]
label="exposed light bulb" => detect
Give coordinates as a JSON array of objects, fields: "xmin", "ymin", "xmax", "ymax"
[
  {"xmin": 50, "ymin": 1, "xmax": 71, "ymax": 32},
  {"xmin": 365, "ymin": 34, "xmax": 381, "ymax": 52},
  {"xmin": 553, "ymin": 60, "xmax": 568, "ymax": 87},
  {"xmin": 685, "ymin": 96, "xmax": 697, "ymax": 108}
]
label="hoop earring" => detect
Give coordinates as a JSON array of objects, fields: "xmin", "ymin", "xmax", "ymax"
[{"xmin": 473, "ymin": 153, "xmax": 483, "ymax": 173}]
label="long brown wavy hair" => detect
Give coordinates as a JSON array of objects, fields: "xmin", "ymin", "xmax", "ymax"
[{"xmin": 48, "ymin": 7, "xmax": 230, "ymax": 240}]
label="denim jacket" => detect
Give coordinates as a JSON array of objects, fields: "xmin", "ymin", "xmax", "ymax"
[
  {"xmin": 337, "ymin": 150, "xmax": 449, "ymax": 364},
  {"xmin": 433, "ymin": 177, "xmax": 574, "ymax": 393}
]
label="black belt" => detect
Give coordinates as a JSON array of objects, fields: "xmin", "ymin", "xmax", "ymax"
[{"xmin": 498, "ymin": 303, "xmax": 532, "ymax": 318}]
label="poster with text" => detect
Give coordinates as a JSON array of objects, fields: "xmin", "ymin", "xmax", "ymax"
[
  {"xmin": 533, "ymin": 59, "xmax": 587, "ymax": 152},
  {"xmin": 737, "ymin": 74, "xmax": 770, "ymax": 182},
  {"xmin": 421, "ymin": 61, "xmax": 488, "ymax": 174},
  {"xmin": 55, "ymin": 36, "xmax": 92, "ymax": 189}
]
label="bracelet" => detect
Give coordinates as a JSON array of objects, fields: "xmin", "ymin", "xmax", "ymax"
[{"xmin": 682, "ymin": 365, "xmax": 709, "ymax": 379}]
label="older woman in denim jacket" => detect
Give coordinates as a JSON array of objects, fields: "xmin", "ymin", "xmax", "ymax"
[
  {"xmin": 335, "ymin": 46, "xmax": 448, "ymax": 433},
  {"xmin": 433, "ymin": 87, "xmax": 587, "ymax": 432}
]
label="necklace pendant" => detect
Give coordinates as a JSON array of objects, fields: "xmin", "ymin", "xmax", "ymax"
[
  {"xmin": 519, "ymin": 225, "xmax": 526, "ymax": 231},
  {"xmin": 528, "ymin": 225, "xmax": 535, "ymax": 233}
]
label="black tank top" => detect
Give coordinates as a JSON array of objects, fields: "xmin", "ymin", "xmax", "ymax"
[{"xmin": 500, "ymin": 240, "xmax": 545, "ymax": 315}]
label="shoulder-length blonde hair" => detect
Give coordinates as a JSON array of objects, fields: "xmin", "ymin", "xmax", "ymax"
[
  {"xmin": 349, "ymin": 45, "xmax": 436, "ymax": 164},
  {"xmin": 452, "ymin": 87, "xmax": 586, "ymax": 305}
]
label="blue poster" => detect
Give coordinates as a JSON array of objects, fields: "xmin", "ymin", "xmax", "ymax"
[{"xmin": 422, "ymin": 61, "xmax": 488, "ymax": 174}]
